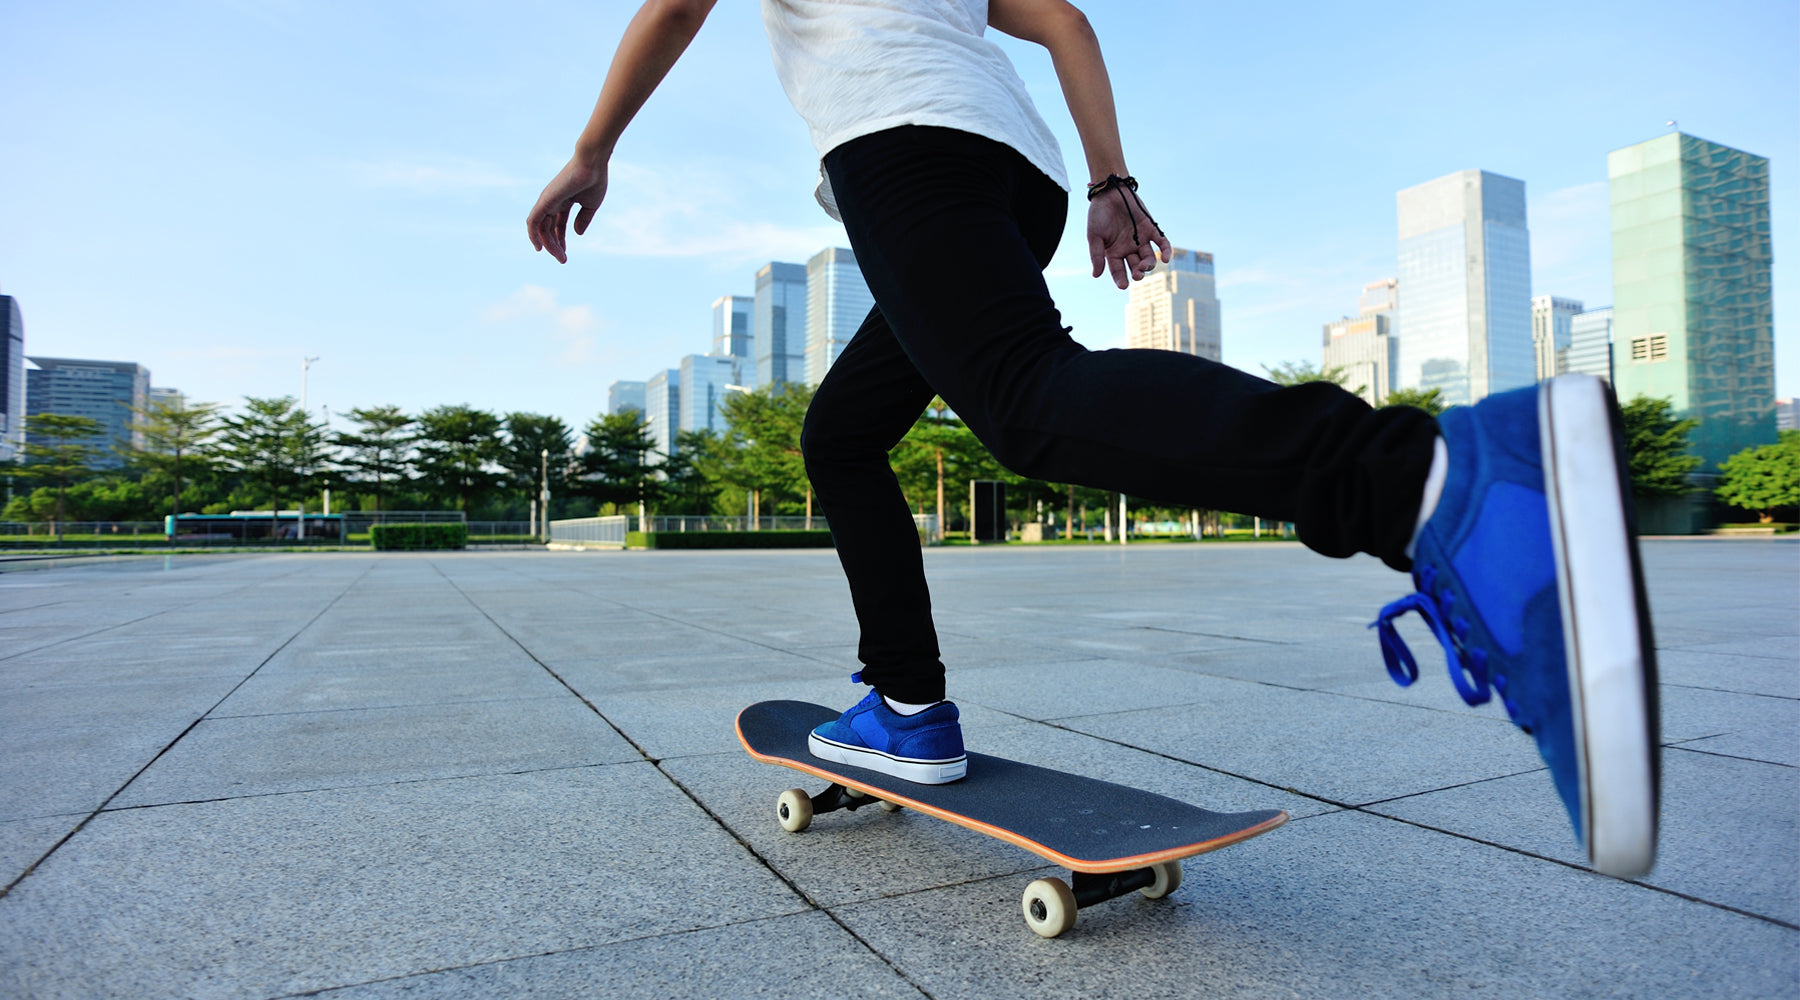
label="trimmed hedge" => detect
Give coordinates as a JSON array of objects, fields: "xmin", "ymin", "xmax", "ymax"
[
  {"xmin": 370, "ymin": 523, "xmax": 468, "ymax": 551},
  {"xmin": 625, "ymin": 530, "xmax": 834, "ymax": 550}
]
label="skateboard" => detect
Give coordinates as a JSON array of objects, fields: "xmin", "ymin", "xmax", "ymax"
[{"xmin": 736, "ymin": 700, "xmax": 1288, "ymax": 938}]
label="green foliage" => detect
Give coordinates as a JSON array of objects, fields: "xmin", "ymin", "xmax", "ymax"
[
  {"xmin": 1263, "ymin": 360, "xmax": 1360, "ymax": 397},
  {"xmin": 662, "ymin": 430, "xmax": 721, "ymax": 515},
  {"xmin": 369, "ymin": 523, "xmax": 467, "ymax": 550},
  {"xmin": 333, "ymin": 405, "xmax": 415, "ymax": 512},
  {"xmin": 218, "ymin": 396, "xmax": 327, "ymax": 515},
  {"xmin": 500, "ymin": 412, "xmax": 574, "ymax": 507},
  {"xmin": 889, "ymin": 399, "xmax": 1002, "ymax": 525},
  {"xmin": 1620, "ymin": 396, "xmax": 1703, "ymax": 498},
  {"xmin": 128, "ymin": 395, "xmax": 221, "ymax": 519},
  {"xmin": 1381, "ymin": 386, "xmax": 1447, "ymax": 416},
  {"xmin": 14, "ymin": 413, "xmax": 107, "ymax": 526},
  {"xmin": 1715, "ymin": 430, "xmax": 1800, "ymax": 522},
  {"xmin": 2, "ymin": 478, "xmax": 151, "ymax": 522},
  {"xmin": 714, "ymin": 385, "xmax": 814, "ymax": 514},
  {"xmin": 413, "ymin": 405, "xmax": 504, "ymax": 512},
  {"xmin": 626, "ymin": 530, "xmax": 833, "ymax": 549},
  {"xmin": 581, "ymin": 409, "xmax": 662, "ymax": 513}
]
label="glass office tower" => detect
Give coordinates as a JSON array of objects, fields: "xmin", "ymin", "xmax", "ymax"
[
  {"xmin": 25, "ymin": 356, "xmax": 151, "ymax": 468},
  {"xmin": 804, "ymin": 248, "xmax": 875, "ymax": 387},
  {"xmin": 0, "ymin": 295, "xmax": 23, "ymax": 461},
  {"xmin": 711, "ymin": 295, "xmax": 753, "ymax": 361},
  {"xmin": 754, "ymin": 262, "xmax": 808, "ymax": 389},
  {"xmin": 1125, "ymin": 247, "xmax": 1221, "ymax": 360},
  {"xmin": 1565, "ymin": 307, "xmax": 1615, "ymax": 385},
  {"xmin": 1609, "ymin": 132, "xmax": 1774, "ymax": 468},
  {"xmin": 1395, "ymin": 170, "xmax": 1534, "ymax": 406},
  {"xmin": 608, "ymin": 380, "xmax": 647, "ymax": 417},
  {"xmin": 680, "ymin": 354, "xmax": 743, "ymax": 436},
  {"xmin": 643, "ymin": 369, "xmax": 679, "ymax": 460}
]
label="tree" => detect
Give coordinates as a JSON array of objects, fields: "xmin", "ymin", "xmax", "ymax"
[
  {"xmin": 1264, "ymin": 360, "xmax": 1350, "ymax": 388},
  {"xmin": 890, "ymin": 398, "xmax": 1000, "ymax": 532},
  {"xmin": 662, "ymin": 430, "xmax": 720, "ymax": 515},
  {"xmin": 500, "ymin": 412, "xmax": 574, "ymax": 512},
  {"xmin": 218, "ymin": 397, "xmax": 327, "ymax": 533},
  {"xmin": 1382, "ymin": 386, "xmax": 1447, "ymax": 416},
  {"xmin": 716, "ymin": 385, "xmax": 814, "ymax": 519},
  {"xmin": 14, "ymin": 413, "xmax": 104, "ymax": 531},
  {"xmin": 129, "ymin": 395, "xmax": 221, "ymax": 521},
  {"xmin": 414, "ymin": 405, "xmax": 505, "ymax": 512},
  {"xmin": 334, "ymin": 405, "xmax": 415, "ymax": 513},
  {"xmin": 1715, "ymin": 430, "xmax": 1799, "ymax": 523},
  {"xmin": 580, "ymin": 409, "xmax": 662, "ymax": 515},
  {"xmin": 1620, "ymin": 396, "xmax": 1702, "ymax": 498}
]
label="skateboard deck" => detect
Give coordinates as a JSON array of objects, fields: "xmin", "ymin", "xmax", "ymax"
[{"xmin": 737, "ymin": 700, "xmax": 1288, "ymax": 937}]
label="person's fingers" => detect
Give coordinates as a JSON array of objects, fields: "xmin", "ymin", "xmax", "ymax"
[
  {"xmin": 1155, "ymin": 230, "xmax": 1173, "ymax": 263},
  {"xmin": 1108, "ymin": 251, "xmax": 1128, "ymax": 289},
  {"xmin": 573, "ymin": 199, "xmax": 597, "ymax": 236},
  {"xmin": 1089, "ymin": 231, "xmax": 1106, "ymax": 278}
]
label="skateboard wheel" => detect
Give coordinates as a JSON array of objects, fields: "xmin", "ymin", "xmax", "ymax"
[
  {"xmin": 879, "ymin": 800, "xmax": 903, "ymax": 813},
  {"xmin": 1021, "ymin": 878, "xmax": 1077, "ymax": 938},
  {"xmin": 777, "ymin": 789, "xmax": 813, "ymax": 833},
  {"xmin": 1139, "ymin": 861, "xmax": 1183, "ymax": 899}
]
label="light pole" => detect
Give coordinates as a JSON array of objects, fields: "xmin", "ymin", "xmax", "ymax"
[
  {"xmin": 299, "ymin": 356, "xmax": 319, "ymax": 542},
  {"xmin": 540, "ymin": 447, "xmax": 550, "ymax": 543}
]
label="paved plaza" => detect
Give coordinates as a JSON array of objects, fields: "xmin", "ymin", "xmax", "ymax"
[{"xmin": 0, "ymin": 540, "xmax": 1794, "ymax": 998}]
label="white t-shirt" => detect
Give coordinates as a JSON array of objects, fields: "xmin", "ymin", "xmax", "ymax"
[{"xmin": 759, "ymin": 0, "xmax": 1069, "ymax": 219}]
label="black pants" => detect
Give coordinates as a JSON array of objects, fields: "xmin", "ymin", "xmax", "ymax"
[{"xmin": 802, "ymin": 126, "xmax": 1437, "ymax": 704}]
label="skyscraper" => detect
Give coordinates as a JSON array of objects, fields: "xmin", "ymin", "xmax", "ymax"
[
  {"xmin": 1395, "ymin": 170, "xmax": 1534, "ymax": 406},
  {"xmin": 1532, "ymin": 295, "xmax": 1584, "ymax": 382},
  {"xmin": 1125, "ymin": 247, "xmax": 1220, "ymax": 360},
  {"xmin": 754, "ymin": 262, "xmax": 808, "ymax": 389},
  {"xmin": 0, "ymin": 293, "xmax": 23, "ymax": 462},
  {"xmin": 804, "ymin": 247, "xmax": 875, "ymax": 386},
  {"xmin": 1566, "ymin": 307, "xmax": 1615, "ymax": 385},
  {"xmin": 25, "ymin": 356, "xmax": 151, "ymax": 468},
  {"xmin": 680, "ymin": 354, "xmax": 743, "ymax": 436},
  {"xmin": 1322, "ymin": 279, "xmax": 1399, "ymax": 406},
  {"xmin": 643, "ymin": 369, "xmax": 679, "ymax": 460},
  {"xmin": 608, "ymin": 380, "xmax": 647, "ymax": 417},
  {"xmin": 712, "ymin": 295, "xmax": 753, "ymax": 360},
  {"xmin": 1609, "ymin": 132, "xmax": 1774, "ymax": 468}
]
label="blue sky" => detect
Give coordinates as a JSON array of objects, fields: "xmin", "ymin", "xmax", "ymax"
[{"xmin": 2, "ymin": 0, "xmax": 1795, "ymax": 434}]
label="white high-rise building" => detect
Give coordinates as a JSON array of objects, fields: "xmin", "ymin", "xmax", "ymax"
[
  {"xmin": 754, "ymin": 262, "xmax": 808, "ymax": 388},
  {"xmin": 1125, "ymin": 247, "xmax": 1220, "ymax": 360},
  {"xmin": 712, "ymin": 295, "xmax": 752, "ymax": 360},
  {"xmin": 1566, "ymin": 307, "xmax": 1615, "ymax": 385},
  {"xmin": 1532, "ymin": 295, "xmax": 1584, "ymax": 382},
  {"xmin": 1395, "ymin": 170, "xmax": 1534, "ymax": 406},
  {"xmin": 1323, "ymin": 279, "xmax": 1399, "ymax": 406},
  {"xmin": 643, "ymin": 369, "xmax": 679, "ymax": 459},
  {"xmin": 0, "ymin": 293, "xmax": 24, "ymax": 462},
  {"xmin": 680, "ymin": 354, "xmax": 743, "ymax": 436},
  {"xmin": 804, "ymin": 247, "xmax": 875, "ymax": 386}
]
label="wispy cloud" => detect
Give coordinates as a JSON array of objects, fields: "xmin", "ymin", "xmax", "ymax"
[
  {"xmin": 481, "ymin": 285, "xmax": 602, "ymax": 365},
  {"xmin": 576, "ymin": 162, "xmax": 845, "ymax": 264}
]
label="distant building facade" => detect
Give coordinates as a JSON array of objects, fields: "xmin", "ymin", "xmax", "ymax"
[
  {"xmin": 1532, "ymin": 295, "xmax": 1584, "ymax": 382},
  {"xmin": 1322, "ymin": 279, "xmax": 1399, "ymax": 406},
  {"xmin": 1609, "ymin": 132, "xmax": 1775, "ymax": 468},
  {"xmin": 1776, "ymin": 398, "xmax": 1794, "ymax": 433},
  {"xmin": 25, "ymin": 356, "xmax": 151, "ymax": 467},
  {"xmin": 1125, "ymin": 247, "xmax": 1220, "ymax": 360},
  {"xmin": 1565, "ymin": 307, "xmax": 1615, "ymax": 384},
  {"xmin": 642, "ymin": 369, "xmax": 679, "ymax": 459},
  {"xmin": 0, "ymin": 294, "xmax": 22, "ymax": 461},
  {"xmin": 1395, "ymin": 169, "xmax": 1534, "ymax": 406},
  {"xmin": 711, "ymin": 295, "xmax": 753, "ymax": 360},
  {"xmin": 754, "ymin": 262, "xmax": 808, "ymax": 388},
  {"xmin": 804, "ymin": 247, "xmax": 875, "ymax": 386},
  {"xmin": 680, "ymin": 354, "xmax": 743, "ymax": 437},
  {"xmin": 608, "ymin": 380, "xmax": 647, "ymax": 417}
]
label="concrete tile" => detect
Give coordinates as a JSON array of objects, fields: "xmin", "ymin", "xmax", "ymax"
[
  {"xmin": 1658, "ymin": 648, "xmax": 1800, "ymax": 699},
  {"xmin": 313, "ymin": 912, "xmax": 924, "ymax": 999},
  {"xmin": 0, "ymin": 814, "xmax": 82, "ymax": 887},
  {"xmin": 955, "ymin": 658, "xmax": 1271, "ymax": 721},
  {"xmin": 211, "ymin": 656, "xmax": 567, "ymax": 717},
  {"xmin": 0, "ymin": 765, "xmax": 804, "ymax": 1000},
  {"xmin": 1371, "ymin": 746, "xmax": 1799, "ymax": 927},
  {"xmin": 1057, "ymin": 679, "xmax": 1544, "ymax": 806},
  {"xmin": 833, "ymin": 809, "xmax": 1798, "ymax": 999},
  {"xmin": 113, "ymin": 697, "xmax": 642, "ymax": 806},
  {"xmin": 1662, "ymin": 687, "xmax": 1799, "ymax": 767}
]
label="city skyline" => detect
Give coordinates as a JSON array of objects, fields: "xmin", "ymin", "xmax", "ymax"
[{"xmin": 1, "ymin": 1, "xmax": 1793, "ymax": 434}]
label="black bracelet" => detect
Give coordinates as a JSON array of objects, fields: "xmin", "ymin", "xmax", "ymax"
[{"xmin": 1085, "ymin": 175, "xmax": 1161, "ymax": 249}]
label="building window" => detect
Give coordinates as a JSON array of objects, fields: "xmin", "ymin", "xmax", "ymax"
[{"xmin": 1630, "ymin": 334, "xmax": 1668, "ymax": 363}]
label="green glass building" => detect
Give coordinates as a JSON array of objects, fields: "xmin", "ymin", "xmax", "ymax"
[{"xmin": 1609, "ymin": 133, "xmax": 1775, "ymax": 469}]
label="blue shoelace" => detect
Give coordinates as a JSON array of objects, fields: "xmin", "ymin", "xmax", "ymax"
[{"xmin": 1372, "ymin": 566, "xmax": 1521, "ymax": 722}]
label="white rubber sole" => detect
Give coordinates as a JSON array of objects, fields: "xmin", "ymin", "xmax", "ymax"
[
  {"xmin": 1540, "ymin": 375, "xmax": 1659, "ymax": 877},
  {"xmin": 808, "ymin": 732, "xmax": 968, "ymax": 784}
]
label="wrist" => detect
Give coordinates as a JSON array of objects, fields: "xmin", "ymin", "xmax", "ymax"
[{"xmin": 573, "ymin": 135, "xmax": 615, "ymax": 168}]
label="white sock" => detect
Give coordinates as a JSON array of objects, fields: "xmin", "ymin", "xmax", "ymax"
[
  {"xmin": 883, "ymin": 696, "xmax": 944, "ymax": 716},
  {"xmin": 1405, "ymin": 436, "xmax": 1449, "ymax": 561}
]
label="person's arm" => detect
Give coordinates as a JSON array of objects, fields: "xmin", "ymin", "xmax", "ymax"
[
  {"xmin": 988, "ymin": 0, "xmax": 1170, "ymax": 289},
  {"xmin": 526, "ymin": 0, "xmax": 719, "ymax": 263}
]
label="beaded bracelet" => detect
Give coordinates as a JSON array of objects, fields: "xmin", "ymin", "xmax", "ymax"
[{"xmin": 1085, "ymin": 174, "xmax": 1162, "ymax": 249}]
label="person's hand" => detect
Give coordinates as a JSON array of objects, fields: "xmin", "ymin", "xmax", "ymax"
[
  {"xmin": 527, "ymin": 156, "xmax": 609, "ymax": 264},
  {"xmin": 1088, "ymin": 188, "xmax": 1171, "ymax": 289}
]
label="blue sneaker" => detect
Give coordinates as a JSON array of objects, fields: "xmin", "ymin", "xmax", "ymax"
[
  {"xmin": 1373, "ymin": 375, "xmax": 1659, "ymax": 877},
  {"xmin": 809, "ymin": 681, "xmax": 968, "ymax": 784}
]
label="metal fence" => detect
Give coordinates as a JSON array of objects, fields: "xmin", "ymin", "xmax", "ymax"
[
  {"xmin": 547, "ymin": 515, "xmax": 632, "ymax": 548},
  {"xmin": 548, "ymin": 514, "xmax": 940, "ymax": 548}
]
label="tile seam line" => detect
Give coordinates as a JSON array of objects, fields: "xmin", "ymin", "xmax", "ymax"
[
  {"xmin": 1030, "ymin": 715, "xmax": 1800, "ymax": 931},
  {"xmin": 0, "ymin": 558, "xmax": 323, "ymax": 664},
  {"xmin": 428, "ymin": 558, "xmax": 943, "ymax": 1000},
  {"xmin": 0, "ymin": 559, "xmax": 377, "ymax": 901}
]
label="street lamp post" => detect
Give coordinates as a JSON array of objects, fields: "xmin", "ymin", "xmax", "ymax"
[
  {"xmin": 299, "ymin": 356, "xmax": 319, "ymax": 542},
  {"xmin": 540, "ymin": 448, "xmax": 550, "ymax": 543}
]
